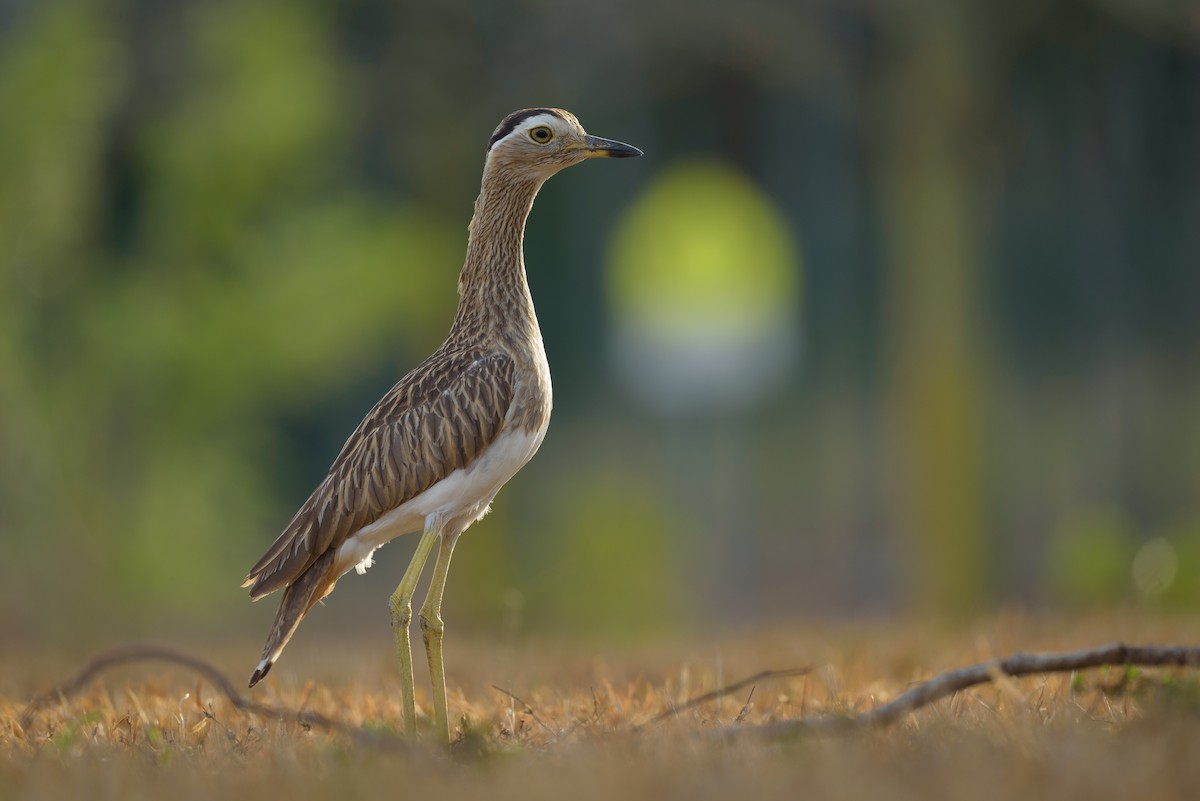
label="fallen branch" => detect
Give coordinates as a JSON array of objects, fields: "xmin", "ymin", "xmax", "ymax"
[
  {"xmin": 18, "ymin": 643, "xmax": 411, "ymax": 751},
  {"xmin": 638, "ymin": 666, "xmax": 813, "ymax": 729},
  {"xmin": 732, "ymin": 641, "xmax": 1200, "ymax": 738}
]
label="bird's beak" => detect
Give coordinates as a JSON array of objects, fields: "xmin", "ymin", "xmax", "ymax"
[{"xmin": 582, "ymin": 134, "xmax": 643, "ymax": 159}]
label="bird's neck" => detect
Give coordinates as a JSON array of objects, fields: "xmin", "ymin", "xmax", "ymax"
[{"xmin": 451, "ymin": 172, "xmax": 544, "ymax": 344}]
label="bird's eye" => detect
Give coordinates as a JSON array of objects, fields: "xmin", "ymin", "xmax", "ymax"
[{"xmin": 529, "ymin": 126, "xmax": 554, "ymax": 144}]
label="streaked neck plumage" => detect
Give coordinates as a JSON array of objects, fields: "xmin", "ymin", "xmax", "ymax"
[{"xmin": 451, "ymin": 165, "xmax": 545, "ymax": 344}]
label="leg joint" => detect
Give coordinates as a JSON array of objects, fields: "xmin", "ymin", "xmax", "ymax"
[
  {"xmin": 419, "ymin": 611, "xmax": 444, "ymax": 637},
  {"xmin": 390, "ymin": 594, "xmax": 413, "ymax": 630}
]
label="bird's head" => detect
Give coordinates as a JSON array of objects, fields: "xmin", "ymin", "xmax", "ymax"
[{"xmin": 484, "ymin": 108, "xmax": 642, "ymax": 181}]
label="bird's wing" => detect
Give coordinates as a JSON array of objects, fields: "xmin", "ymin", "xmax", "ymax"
[{"xmin": 243, "ymin": 349, "xmax": 516, "ymax": 599}]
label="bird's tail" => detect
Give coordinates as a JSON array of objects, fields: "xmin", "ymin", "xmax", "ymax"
[{"xmin": 248, "ymin": 549, "xmax": 336, "ymax": 688}]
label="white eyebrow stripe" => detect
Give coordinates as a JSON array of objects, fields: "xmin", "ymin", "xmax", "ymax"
[{"xmin": 518, "ymin": 113, "xmax": 561, "ymax": 130}]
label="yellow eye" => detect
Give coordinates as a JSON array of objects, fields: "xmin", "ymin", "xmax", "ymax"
[{"xmin": 529, "ymin": 125, "xmax": 554, "ymax": 144}]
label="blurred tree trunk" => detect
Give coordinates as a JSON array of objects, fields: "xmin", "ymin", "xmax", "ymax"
[{"xmin": 877, "ymin": 12, "xmax": 987, "ymax": 615}]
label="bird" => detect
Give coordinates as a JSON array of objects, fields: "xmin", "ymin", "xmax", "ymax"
[{"xmin": 242, "ymin": 108, "xmax": 641, "ymax": 742}]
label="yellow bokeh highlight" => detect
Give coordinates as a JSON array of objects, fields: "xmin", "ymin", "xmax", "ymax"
[{"xmin": 607, "ymin": 159, "xmax": 801, "ymax": 337}]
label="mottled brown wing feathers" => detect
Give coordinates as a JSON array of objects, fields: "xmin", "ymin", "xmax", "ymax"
[{"xmin": 243, "ymin": 349, "xmax": 516, "ymax": 599}]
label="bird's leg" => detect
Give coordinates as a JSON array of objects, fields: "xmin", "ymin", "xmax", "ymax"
[
  {"xmin": 418, "ymin": 529, "xmax": 461, "ymax": 743},
  {"xmin": 389, "ymin": 524, "xmax": 440, "ymax": 736}
]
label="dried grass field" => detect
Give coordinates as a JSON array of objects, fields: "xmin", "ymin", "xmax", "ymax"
[{"xmin": 4, "ymin": 613, "xmax": 1200, "ymax": 801}]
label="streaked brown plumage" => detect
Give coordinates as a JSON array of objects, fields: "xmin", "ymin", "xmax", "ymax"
[
  {"xmin": 243, "ymin": 108, "xmax": 641, "ymax": 741},
  {"xmin": 244, "ymin": 349, "xmax": 516, "ymax": 599}
]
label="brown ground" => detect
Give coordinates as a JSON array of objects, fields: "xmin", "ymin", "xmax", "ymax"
[{"xmin": 3, "ymin": 612, "xmax": 1199, "ymax": 801}]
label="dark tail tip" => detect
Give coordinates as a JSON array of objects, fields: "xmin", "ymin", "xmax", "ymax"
[{"xmin": 248, "ymin": 660, "xmax": 272, "ymax": 688}]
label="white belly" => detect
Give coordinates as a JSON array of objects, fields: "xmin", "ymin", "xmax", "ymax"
[{"xmin": 333, "ymin": 424, "xmax": 547, "ymax": 577}]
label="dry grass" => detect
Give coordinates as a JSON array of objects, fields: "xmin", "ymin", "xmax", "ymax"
[{"xmin": 4, "ymin": 613, "xmax": 1200, "ymax": 800}]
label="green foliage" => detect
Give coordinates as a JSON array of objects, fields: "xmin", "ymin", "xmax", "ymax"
[
  {"xmin": 1048, "ymin": 511, "xmax": 1200, "ymax": 609},
  {"xmin": 0, "ymin": 2, "xmax": 126, "ymax": 631},
  {"xmin": 0, "ymin": 3, "xmax": 119, "ymax": 293},
  {"xmin": 1048, "ymin": 509, "xmax": 1135, "ymax": 606},
  {"xmin": 1144, "ymin": 674, "xmax": 1200, "ymax": 716},
  {"xmin": 50, "ymin": 710, "xmax": 105, "ymax": 754},
  {"xmin": 526, "ymin": 470, "xmax": 683, "ymax": 638},
  {"xmin": 0, "ymin": 1, "xmax": 460, "ymax": 631},
  {"xmin": 139, "ymin": 1, "xmax": 346, "ymax": 254},
  {"xmin": 1157, "ymin": 520, "xmax": 1200, "ymax": 609}
]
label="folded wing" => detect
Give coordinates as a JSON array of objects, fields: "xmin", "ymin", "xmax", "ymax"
[{"xmin": 243, "ymin": 349, "xmax": 516, "ymax": 599}]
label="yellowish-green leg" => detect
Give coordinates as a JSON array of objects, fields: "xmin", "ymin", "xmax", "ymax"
[
  {"xmin": 419, "ymin": 530, "xmax": 461, "ymax": 743},
  {"xmin": 389, "ymin": 524, "xmax": 440, "ymax": 736}
]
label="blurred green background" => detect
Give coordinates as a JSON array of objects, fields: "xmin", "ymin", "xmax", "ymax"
[{"xmin": 2, "ymin": 0, "xmax": 1198, "ymax": 650}]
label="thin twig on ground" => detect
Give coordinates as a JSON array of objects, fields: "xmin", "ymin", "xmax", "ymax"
[
  {"xmin": 735, "ymin": 686, "xmax": 756, "ymax": 723},
  {"xmin": 491, "ymin": 684, "xmax": 557, "ymax": 737},
  {"xmin": 729, "ymin": 641, "xmax": 1200, "ymax": 739},
  {"xmin": 638, "ymin": 667, "xmax": 814, "ymax": 729},
  {"xmin": 18, "ymin": 643, "xmax": 412, "ymax": 752}
]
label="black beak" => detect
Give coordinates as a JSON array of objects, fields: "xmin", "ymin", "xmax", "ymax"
[{"xmin": 583, "ymin": 134, "xmax": 643, "ymax": 159}]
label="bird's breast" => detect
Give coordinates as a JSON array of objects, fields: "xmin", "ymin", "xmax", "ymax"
[{"xmin": 502, "ymin": 330, "xmax": 552, "ymax": 433}]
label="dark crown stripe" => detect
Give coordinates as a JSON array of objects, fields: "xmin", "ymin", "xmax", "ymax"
[{"xmin": 487, "ymin": 108, "xmax": 561, "ymax": 152}]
